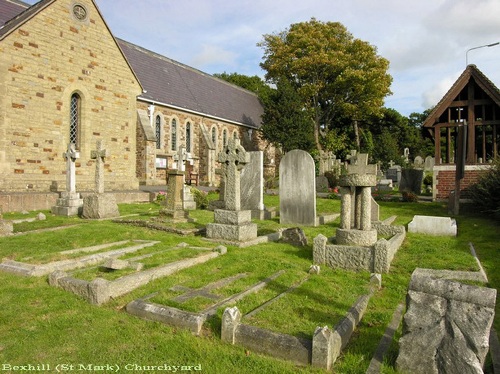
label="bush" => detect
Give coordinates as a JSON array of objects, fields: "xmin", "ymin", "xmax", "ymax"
[
  {"xmin": 467, "ymin": 158, "xmax": 500, "ymax": 219},
  {"xmin": 423, "ymin": 174, "xmax": 433, "ymax": 186},
  {"xmin": 191, "ymin": 188, "xmax": 209, "ymax": 210},
  {"xmin": 401, "ymin": 191, "xmax": 418, "ymax": 202},
  {"xmin": 155, "ymin": 191, "xmax": 167, "ymax": 204}
]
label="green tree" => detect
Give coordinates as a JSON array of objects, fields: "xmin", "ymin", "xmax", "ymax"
[
  {"xmin": 258, "ymin": 18, "xmax": 392, "ymax": 153},
  {"xmin": 213, "ymin": 72, "xmax": 273, "ymax": 103},
  {"xmin": 260, "ymin": 78, "xmax": 315, "ymax": 153}
]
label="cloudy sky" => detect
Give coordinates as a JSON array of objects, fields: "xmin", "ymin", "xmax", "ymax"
[{"xmin": 24, "ymin": 0, "xmax": 500, "ymax": 116}]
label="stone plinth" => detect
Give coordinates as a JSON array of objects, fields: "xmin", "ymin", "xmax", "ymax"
[
  {"xmin": 206, "ymin": 209, "xmax": 257, "ymax": 242},
  {"xmin": 160, "ymin": 170, "xmax": 191, "ymax": 222},
  {"xmin": 336, "ymin": 228, "xmax": 378, "ymax": 246},
  {"xmin": 51, "ymin": 192, "xmax": 83, "ymax": 216},
  {"xmin": 339, "ymin": 174, "xmax": 376, "ymax": 187},
  {"xmin": 82, "ymin": 193, "xmax": 119, "ymax": 219}
]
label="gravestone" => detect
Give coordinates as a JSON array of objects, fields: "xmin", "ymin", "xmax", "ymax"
[
  {"xmin": 280, "ymin": 150, "xmax": 317, "ymax": 226},
  {"xmin": 399, "ymin": 169, "xmax": 424, "ymax": 194},
  {"xmin": 408, "ymin": 215, "xmax": 457, "ymax": 236},
  {"xmin": 386, "ymin": 165, "xmax": 402, "ymax": 185},
  {"xmin": 206, "ymin": 138, "xmax": 257, "ymax": 242},
  {"xmin": 51, "ymin": 143, "xmax": 84, "ymax": 216},
  {"xmin": 413, "ymin": 156, "xmax": 424, "ymax": 169},
  {"xmin": 240, "ymin": 151, "xmax": 264, "ymax": 214},
  {"xmin": 397, "ymin": 271, "xmax": 496, "ymax": 374},
  {"xmin": 82, "ymin": 140, "xmax": 119, "ymax": 219},
  {"xmin": 159, "ymin": 170, "xmax": 191, "ymax": 221},
  {"xmin": 424, "ymin": 156, "xmax": 435, "ymax": 171},
  {"xmin": 403, "ymin": 148, "xmax": 410, "ymax": 162},
  {"xmin": 173, "ymin": 145, "xmax": 196, "ymax": 210},
  {"xmin": 315, "ymin": 175, "xmax": 329, "ymax": 192},
  {"xmin": 377, "ymin": 179, "xmax": 393, "ymax": 191},
  {"xmin": 337, "ymin": 153, "xmax": 378, "ymax": 246},
  {"xmin": 319, "ymin": 150, "xmax": 336, "ymax": 175}
]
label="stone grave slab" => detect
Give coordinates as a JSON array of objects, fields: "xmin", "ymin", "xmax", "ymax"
[{"xmin": 408, "ymin": 215, "xmax": 457, "ymax": 236}]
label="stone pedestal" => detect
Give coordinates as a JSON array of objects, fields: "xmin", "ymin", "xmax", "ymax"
[
  {"xmin": 51, "ymin": 192, "xmax": 83, "ymax": 216},
  {"xmin": 336, "ymin": 228, "xmax": 378, "ymax": 246},
  {"xmin": 82, "ymin": 193, "xmax": 119, "ymax": 219},
  {"xmin": 206, "ymin": 209, "xmax": 257, "ymax": 242},
  {"xmin": 160, "ymin": 170, "xmax": 191, "ymax": 222}
]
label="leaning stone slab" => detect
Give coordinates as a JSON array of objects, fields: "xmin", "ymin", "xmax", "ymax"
[
  {"xmin": 408, "ymin": 215, "xmax": 457, "ymax": 236},
  {"xmin": 396, "ymin": 270, "xmax": 496, "ymax": 374}
]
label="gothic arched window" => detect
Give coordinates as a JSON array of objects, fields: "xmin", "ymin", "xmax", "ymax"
[
  {"xmin": 155, "ymin": 115, "xmax": 161, "ymax": 149},
  {"xmin": 171, "ymin": 119, "xmax": 177, "ymax": 151},
  {"xmin": 69, "ymin": 93, "xmax": 81, "ymax": 149}
]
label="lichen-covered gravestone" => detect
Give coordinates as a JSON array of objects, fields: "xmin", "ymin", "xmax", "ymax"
[
  {"xmin": 82, "ymin": 140, "xmax": 119, "ymax": 219},
  {"xmin": 280, "ymin": 150, "xmax": 317, "ymax": 226},
  {"xmin": 0, "ymin": 206, "xmax": 14, "ymax": 236},
  {"xmin": 206, "ymin": 138, "xmax": 257, "ymax": 242},
  {"xmin": 396, "ymin": 270, "xmax": 496, "ymax": 374}
]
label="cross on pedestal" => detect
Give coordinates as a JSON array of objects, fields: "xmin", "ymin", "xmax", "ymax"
[
  {"xmin": 173, "ymin": 145, "xmax": 191, "ymax": 172},
  {"xmin": 63, "ymin": 143, "xmax": 79, "ymax": 194},
  {"xmin": 90, "ymin": 140, "xmax": 108, "ymax": 194},
  {"xmin": 218, "ymin": 138, "xmax": 249, "ymax": 211}
]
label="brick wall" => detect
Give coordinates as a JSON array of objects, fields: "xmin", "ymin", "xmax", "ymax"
[
  {"xmin": 433, "ymin": 165, "xmax": 490, "ymax": 201},
  {"xmin": 0, "ymin": 0, "xmax": 142, "ymax": 192}
]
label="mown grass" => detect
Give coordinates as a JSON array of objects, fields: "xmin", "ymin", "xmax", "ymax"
[{"xmin": 0, "ymin": 195, "xmax": 498, "ymax": 374}]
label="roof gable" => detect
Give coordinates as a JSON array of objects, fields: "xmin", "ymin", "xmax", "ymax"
[
  {"xmin": 118, "ymin": 39, "xmax": 263, "ymax": 129},
  {"xmin": 0, "ymin": 0, "xmax": 29, "ymax": 26},
  {"xmin": 423, "ymin": 64, "xmax": 500, "ymax": 128}
]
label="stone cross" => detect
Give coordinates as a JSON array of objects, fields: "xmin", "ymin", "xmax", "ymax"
[
  {"xmin": 173, "ymin": 145, "xmax": 191, "ymax": 172},
  {"xmin": 218, "ymin": 138, "xmax": 249, "ymax": 211},
  {"xmin": 90, "ymin": 140, "xmax": 108, "ymax": 194},
  {"xmin": 346, "ymin": 150, "xmax": 358, "ymax": 165},
  {"xmin": 388, "ymin": 160, "xmax": 395, "ymax": 168},
  {"xmin": 63, "ymin": 143, "xmax": 79, "ymax": 194}
]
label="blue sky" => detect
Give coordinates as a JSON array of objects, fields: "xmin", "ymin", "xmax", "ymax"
[{"xmin": 24, "ymin": 0, "xmax": 500, "ymax": 116}]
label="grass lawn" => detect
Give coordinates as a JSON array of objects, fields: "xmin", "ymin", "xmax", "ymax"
[{"xmin": 0, "ymin": 195, "xmax": 498, "ymax": 373}]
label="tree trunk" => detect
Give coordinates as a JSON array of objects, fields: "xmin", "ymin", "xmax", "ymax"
[{"xmin": 353, "ymin": 120, "xmax": 360, "ymax": 151}]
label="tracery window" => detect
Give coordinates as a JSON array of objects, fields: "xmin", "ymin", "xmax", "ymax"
[
  {"xmin": 186, "ymin": 122, "xmax": 192, "ymax": 153},
  {"xmin": 171, "ymin": 119, "xmax": 177, "ymax": 151},
  {"xmin": 69, "ymin": 93, "xmax": 81, "ymax": 149},
  {"xmin": 155, "ymin": 115, "xmax": 161, "ymax": 149}
]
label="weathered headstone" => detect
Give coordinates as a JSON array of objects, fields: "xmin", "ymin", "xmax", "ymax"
[
  {"xmin": 240, "ymin": 151, "xmax": 264, "ymax": 213},
  {"xmin": 173, "ymin": 145, "xmax": 196, "ymax": 210},
  {"xmin": 316, "ymin": 175, "xmax": 329, "ymax": 193},
  {"xmin": 206, "ymin": 138, "xmax": 257, "ymax": 242},
  {"xmin": 82, "ymin": 140, "xmax": 119, "ymax": 219},
  {"xmin": 51, "ymin": 143, "xmax": 84, "ymax": 216},
  {"xmin": 386, "ymin": 165, "xmax": 402, "ymax": 185},
  {"xmin": 377, "ymin": 179, "xmax": 393, "ymax": 191},
  {"xmin": 280, "ymin": 150, "xmax": 317, "ymax": 226},
  {"xmin": 399, "ymin": 169, "xmax": 424, "ymax": 194},
  {"xmin": 397, "ymin": 271, "xmax": 496, "ymax": 374},
  {"xmin": 424, "ymin": 156, "xmax": 435, "ymax": 171},
  {"xmin": 319, "ymin": 150, "xmax": 336, "ymax": 175},
  {"xmin": 408, "ymin": 215, "xmax": 457, "ymax": 236},
  {"xmin": 413, "ymin": 156, "xmax": 424, "ymax": 169}
]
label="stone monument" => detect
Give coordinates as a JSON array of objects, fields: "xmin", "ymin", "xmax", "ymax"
[
  {"xmin": 51, "ymin": 143, "xmax": 84, "ymax": 216},
  {"xmin": 397, "ymin": 270, "xmax": 496, "ymax": 374},
  {"xmin": 337, "ymin": 153, "xmax": 378, "ymax": 246},
  {"xmin": 82, "ymin": 140, "xmax": 119, "ymax": 219},
  {"xmin": 173, "ymin": 145, "xmax": 196, "ymax": 210},
  {"xmin": 206, "ymin": 138, "xmax": 257, "ymax": 242},
  {"xmin": 280, "ymin": 150, "xmax": 317, "ymax": 226}
]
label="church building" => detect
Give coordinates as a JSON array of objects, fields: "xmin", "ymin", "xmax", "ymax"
[{"xmin": 0, "ymin": 0, "xmax": 271, "ymax": 209}]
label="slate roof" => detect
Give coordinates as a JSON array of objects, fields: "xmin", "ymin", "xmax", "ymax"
[
  {"xmin": 423, "ymin": 64, "xmax": 500, "ymax": 128},
  {"xmin": 118, "ymin": 39, "xmax": 263, "ymax": 129},
  {"xmin": 0, "ymin": 0, "xmax": 264, "ymax": 129},
  {"xmin": 0, "ymin": 0, "xmax": 55, "ymax": 40}
]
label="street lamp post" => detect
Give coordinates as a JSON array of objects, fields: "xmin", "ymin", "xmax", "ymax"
[{"xmin": 466, "ymin": 42, "xmax": 499, "ymax": 66}]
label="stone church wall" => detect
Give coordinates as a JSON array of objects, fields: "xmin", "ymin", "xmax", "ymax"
[{"xmin": 0, "ymin": 0, "xmax": 142, "ymax": 193}]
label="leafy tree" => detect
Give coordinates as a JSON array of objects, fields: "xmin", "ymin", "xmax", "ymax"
[
  {"xmin": 258, "ymin": 18, "xmax": 392, "ymax": 153},
  {"xmin": 213, "ymin": 72, "xmax": 273, "ymax": 103},
  {"xmin": 260, "ymin": 77, "xmax": 315, "ymax": 153}
]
